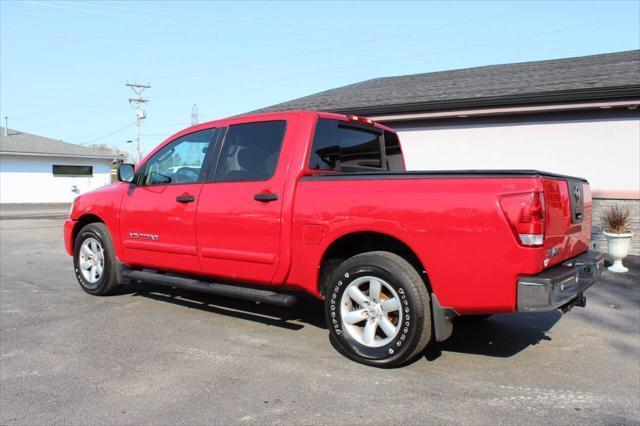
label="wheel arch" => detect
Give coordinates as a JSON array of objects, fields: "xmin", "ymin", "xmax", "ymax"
[
  {"xmin": 317, "ymin": 231, "xmax": 431, "ymax": 297},
  {"xmin": 72, "ymin": 214, "xmax": 105, "ymax": 246}
]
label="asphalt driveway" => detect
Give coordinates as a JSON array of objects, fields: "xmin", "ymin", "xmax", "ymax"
[{"xmin": 1, "ymin": 219, "xmax": 639, "ymax": 425}]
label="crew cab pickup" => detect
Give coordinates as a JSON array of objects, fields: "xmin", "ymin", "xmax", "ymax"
[{"xmin": 64, "ymin": 110, "xmax": 604, "ymax": 367}]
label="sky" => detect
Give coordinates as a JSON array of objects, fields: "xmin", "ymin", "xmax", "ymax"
[{"xmin": 1, "ymin": 1, "xmax": 639, "ymax": 158}]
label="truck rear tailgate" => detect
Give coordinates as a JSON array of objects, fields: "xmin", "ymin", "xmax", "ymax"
[{"xmin": 542, "ymin": 178, "xmax": 592, "ymax": 267}]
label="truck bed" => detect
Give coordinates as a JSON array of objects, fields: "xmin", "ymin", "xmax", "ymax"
[{"xmin": 288, "ymin": 171, "xmax": 592, "ymax": 314}]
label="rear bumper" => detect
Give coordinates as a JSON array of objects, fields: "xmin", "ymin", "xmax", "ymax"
[{"xmin": 517, "ymin": 250, "xmax": 605, "ymax": 312}]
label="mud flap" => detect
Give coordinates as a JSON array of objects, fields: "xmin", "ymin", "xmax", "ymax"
[{"xmin": 431, "ymin": 293, "xmax": 456, "ymax": 342}]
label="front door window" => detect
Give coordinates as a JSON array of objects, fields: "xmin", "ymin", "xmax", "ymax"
[{"xmin": 143, "ymin": 129, "xmax": 217, "ymax": 185}]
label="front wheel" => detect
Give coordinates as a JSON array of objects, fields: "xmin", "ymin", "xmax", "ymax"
[
  {"xmin": 324, "ymin": 251, "xmax": 432, "ymax": 368},
  {"xmin": 73, "ymin": 223, "xmax": 120, "ymax": 296}
]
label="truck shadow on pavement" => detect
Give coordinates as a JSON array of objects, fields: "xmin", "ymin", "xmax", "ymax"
[
  {"xmin": 428, "ymin": 311, "xmax": 561, "ymax": 360},
  {"xmin": 123, "ymin": 282, "xmax": 327, "ymax": 331},
  {"xmin": 121, "ymin": 282, "xmax": 567, "ymax": 360}
]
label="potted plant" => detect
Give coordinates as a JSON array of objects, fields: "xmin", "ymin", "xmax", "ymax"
[{"xmin": 603, "ymin": 206, "xmax": 633, "ymax": 273}]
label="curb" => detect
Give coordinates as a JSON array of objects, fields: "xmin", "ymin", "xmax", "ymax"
[{"xmin": 0, "ymin": 214, "xmax": 69, "ymax": 220}]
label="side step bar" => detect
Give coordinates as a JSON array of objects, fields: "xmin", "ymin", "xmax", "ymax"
[{"xmin": 121, "ymin": 268, "xmax": 297, "ymax": 307}]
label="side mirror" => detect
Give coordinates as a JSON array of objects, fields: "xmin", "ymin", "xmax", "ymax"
[{"xmin": 117, "ymin": 163, "xmax": 135, "ymax": 183}]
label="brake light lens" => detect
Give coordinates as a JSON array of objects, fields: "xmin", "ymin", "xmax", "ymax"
[
  {"xmin": 499, "ymin": 192, "xmax": 545, "ymax": 246},
  {"xmin": 348, "ymin": 115, "xmax": 375, "ymax": 126}
]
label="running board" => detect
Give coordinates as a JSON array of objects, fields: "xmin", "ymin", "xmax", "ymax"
[{"xmin": 121, "ymin": 269, "xmax": 297, "ymax": 307}]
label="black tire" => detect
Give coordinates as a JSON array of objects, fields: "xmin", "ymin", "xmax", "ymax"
[
  {"xmin": 73, "ymin": 223, "xmax": 120, "ymax": 296},
  {"xmin": 325, "ymin": 251, "xmax": 432, "ymax": 368}
]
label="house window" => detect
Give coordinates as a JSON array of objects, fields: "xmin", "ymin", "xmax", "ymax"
[{"xmin": 52, "ymin": 165, "xmax": 93, "ymax": 176}]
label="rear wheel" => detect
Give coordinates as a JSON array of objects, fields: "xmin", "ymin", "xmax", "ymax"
[
  {"xmin": 324, "ymin": 251, "xmax": 431, "ymax": 368},
  {"xmin": 73, "ymin": 223, "xmax": 120, "ymax": 296}
]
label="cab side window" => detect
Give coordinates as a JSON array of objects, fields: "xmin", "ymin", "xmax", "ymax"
[
  {"xmin": 309, "ymin": 119, "xmax": 383, "ymax": 171},
  {"xmin": 143, "ymin": 129, "xmax": 217, "ymax": 185},
  {"xmin": 215, "ymin": 120, "xmax": 286, "ymax": 182}
]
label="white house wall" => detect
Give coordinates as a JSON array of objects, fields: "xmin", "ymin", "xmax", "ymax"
[
  {"xmin": 0, "ymin": 154, "xmax": 113, "ymax": 203},
  {"xmin": 393, "ymin": 116, "xmax": 640, "ymax": 193}
]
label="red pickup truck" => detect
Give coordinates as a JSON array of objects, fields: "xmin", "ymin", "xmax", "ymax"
[{"xmin": 64, "ymin": 110, "xmax": 604, "ymax": 367}]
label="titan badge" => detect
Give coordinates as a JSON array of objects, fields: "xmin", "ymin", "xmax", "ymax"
[
  {"xmin": 129, "ymin": 232, "xmax": 159, "ymax": 241},
  {"xmin": 543, "ymin": 246, "xmax": 562, "ymax": 267}
]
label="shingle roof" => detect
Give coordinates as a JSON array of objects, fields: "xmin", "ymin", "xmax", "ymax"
[
  {"xmin": 254, "ymin": 50, "xmax": 640, "ymax": 115},
  {"xmin": 0, "ymin": 129, "xmax": 125, "ymax": 159}
]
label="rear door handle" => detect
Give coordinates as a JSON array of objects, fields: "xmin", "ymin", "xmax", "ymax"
[
  {"xmin": 176, "ymin": 195, "xmax": 195, "ymax": 203},
  {"xmin": 254, "ymin": 193, "xmax": 278, "ymax": 202}
]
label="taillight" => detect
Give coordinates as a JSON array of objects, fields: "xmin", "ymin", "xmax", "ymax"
[
  {"xmin": 499, "ymin": 192, "xmax": 545, "ymax": 246},
  {"xmin": 347, "ymin": 115, "xmax": 375, "ymax": 126}
]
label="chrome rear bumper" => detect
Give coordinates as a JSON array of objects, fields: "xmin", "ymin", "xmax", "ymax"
[{"xmin": 517, "ymin": 250, "xmax": 605, "ymax": 312}]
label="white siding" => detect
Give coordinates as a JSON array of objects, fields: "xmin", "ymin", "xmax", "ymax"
[
  {"xmin": 0, "ymin": 155, "xmax": 113, "ymax": 203},
  {"xmin": 394, "ymin": 117, "xmax": 640, "ymax": 192}
]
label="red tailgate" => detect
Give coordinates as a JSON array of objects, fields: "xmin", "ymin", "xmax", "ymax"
[{"xmin": 542, "ymin": 178, "xmax": 592, "ymax": 267}]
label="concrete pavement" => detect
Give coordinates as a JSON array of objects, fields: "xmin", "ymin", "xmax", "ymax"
[{"xmin": 1, "ymin": 218, "xmax": 638, "ymax": 425}]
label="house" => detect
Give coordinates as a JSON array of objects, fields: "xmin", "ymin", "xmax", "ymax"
[
  {"xmin": 255, "ymin": 50, "xmax": 640, "ymax": 255},
  {"xmin": 0, "ymin": 128, "xmax": 126, "ymax": 204}
]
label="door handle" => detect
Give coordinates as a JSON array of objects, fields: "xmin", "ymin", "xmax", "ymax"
[
  {"xmin": 176, "ymin": 195, "xmax": 195, "ymax": 203},
  {"xmin": 254, "ymin": 193, "xmax": 278, "ymax": 202}
]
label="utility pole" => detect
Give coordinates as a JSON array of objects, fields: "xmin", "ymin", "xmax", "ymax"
[
  {"xmin": 126, "ymin": 82, "xmax": 150, "ymax": 163},
  {"xmin": 191, "ymin": 103, "xmax": 199, "ymax": 126}
]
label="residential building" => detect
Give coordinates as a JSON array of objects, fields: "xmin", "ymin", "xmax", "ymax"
[{"xmin": 0, "ymin": 128, "xmax": 125, "ymax": 204}]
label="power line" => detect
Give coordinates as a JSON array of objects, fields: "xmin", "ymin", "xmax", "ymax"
[
  {"xmin": 149, "ymin": 12, "xmax": 512, "ymax": 82},
  {"xmin": 81, "ymin": 122, "xmax": 136, "ymax": 145},
  {"xmin": 25, "ymin": 0, "xmax": 146, "ymax": 20},
  {"xmin": 3, "ymin": 23, "xmax": 145, "ymax": 47}
]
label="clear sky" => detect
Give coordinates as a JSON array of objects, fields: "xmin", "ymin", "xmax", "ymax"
[{"xmin": 1, "ymin": 0, "xmax": 639, "ymax": 158}]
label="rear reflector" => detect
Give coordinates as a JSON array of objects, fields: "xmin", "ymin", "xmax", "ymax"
[{"xmin": 500, "ymin": 192, "xmax": 545, "ymax": 246}]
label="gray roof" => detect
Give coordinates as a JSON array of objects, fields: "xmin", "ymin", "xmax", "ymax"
[
  {"xmin": 0, "ymin": 129, "xmax": 125, "ymax": 159},
  {"xmin": 255, "ymin": 50, "xmax": 640, "ymax": 115}
]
